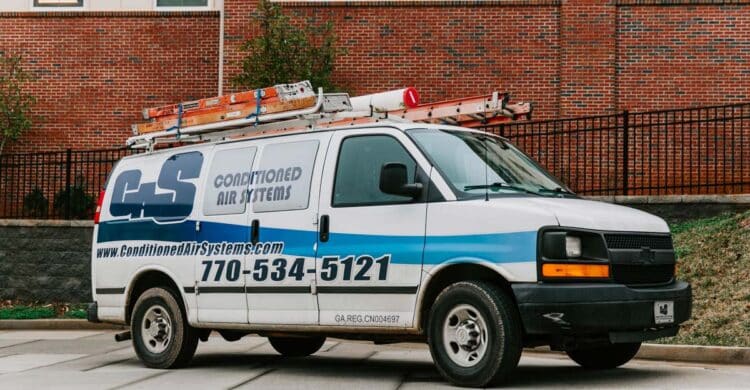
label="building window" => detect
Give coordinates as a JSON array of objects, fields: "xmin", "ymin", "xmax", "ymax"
[
  {"xmin": 34, "ymin": 0, "xmax": 83, "ymax": 7},
  {"xmin": 156, "ymin": 0, "xmax": 209, "ymax": 7}
]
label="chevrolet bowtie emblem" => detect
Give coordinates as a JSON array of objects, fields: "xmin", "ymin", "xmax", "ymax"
[{"xmin": 639, "ymin": 247, "xmax": 656, "ymax": 264}]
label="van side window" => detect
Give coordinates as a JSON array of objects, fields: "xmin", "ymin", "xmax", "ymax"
[
  {"xmin": 333, "ymin": 135, "xmax": 417, "ymax": 207},
  {"xmin": 252, "ymin": 140, "xmax": 319, "ymax": 213},
  {"xmin": 203, "ymin": 146, "xmax": 257, "ymax": 216}
]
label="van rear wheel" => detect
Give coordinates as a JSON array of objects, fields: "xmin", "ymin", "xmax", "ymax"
[
  {"xmin": 427, "ymin": 281, "xmax": 522, "ymax": 388},
  {"xmin": 131, "ymin": 287, "xmax": 198, "ymax": 369},
  {"xmin": 268, "ymin": 336, "xmax": 326, "ymax": 357},
  {"xmin": 566, "ymin": 342, "xmax": 641, "ymax": 369}
]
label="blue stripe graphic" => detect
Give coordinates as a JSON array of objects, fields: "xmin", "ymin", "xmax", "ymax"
[{"xmin": 97, "ymin": 220, "xmax": 536, "ymax": 265}]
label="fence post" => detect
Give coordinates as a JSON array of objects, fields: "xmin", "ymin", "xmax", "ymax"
[
  {"xmin": 65, "ymin": 148, "xmax": 72, "ymax": 220},
  {"xmin": 622, "ymin": 110, "xmax": 630, "ymax": 195},
  {"xmin": 498, "ymin": 123, "xmax": 505, "ymax": 138}
]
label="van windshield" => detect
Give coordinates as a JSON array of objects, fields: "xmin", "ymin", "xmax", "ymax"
[{"xmin": 407, "ymin": 128, "xmax": 573, "ymax": 199}]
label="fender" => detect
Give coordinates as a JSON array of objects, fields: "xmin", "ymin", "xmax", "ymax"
[
  {"xmin": 123, "ymin": 264, "xmax": 196, "ymax": 325},
  {"xmin": 414, "ymin": 259, "xmax": 516, "ymax": 332}
]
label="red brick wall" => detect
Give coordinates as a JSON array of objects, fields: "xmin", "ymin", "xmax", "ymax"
[
  {"xmin": 0, "ymin": 11, "xmax": 220, "ymax": 154},
  {"xmin": 617, "ymin": 4, "xmax": 750, "ymax": 111},
  {"xmin": 223, "ymin": 1, "xmax": 750, "ymax": 120},
  {"xmin": 2, "ymin": 1, "xmax": 749, "ymax": 154},
  {"xmin": 224, "ymin": 1, "xmax": 563, "ymax": 120},
  {"xmin": 560, "ymin": 0, "xmax": 616, "ymax": 116}
]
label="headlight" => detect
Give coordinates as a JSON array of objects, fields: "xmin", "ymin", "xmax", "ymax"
[
  {"xmin": 565, "ymin": 235, "xmax": 582, "ymax": 258},
  {"xmin": 539, "ymin": 228, "xmax": 610, "ymax": 281}
]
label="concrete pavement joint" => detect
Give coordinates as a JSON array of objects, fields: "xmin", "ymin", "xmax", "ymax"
[
  {"xmin": 394, "ymin": 371, "xmax": 412, "ymax": 390},
  {"xmin": 0, "ymin": 340, "xmax": 40, "ymax": 350},
  {"xmin": 227, "ymin": 367, "xmax": 277, "ymax": 389},
  {"xmin": 10, "ymin": 352, "xmax": 91, "ymax": 375},
  {"xmin": 5, "ymin": 343, "xmax": 131, "ymax": 374},
  {"xmin": 0, "ymin": 319, "xmax": 127, "ymax": 331},
  {"xmin": 244, "ymin": 341, "xmax": 269, "ymax": 352},
  {"xmin": 81, "ymin": 356, "xmax": 134, "ymax": 372},
  {"xmin": 321, "ymin": 341, "xmax": 341, "ymax": 352},
  {"xmin": 108, "ymin": 371, "xmax": 169, "ymax": 390}
]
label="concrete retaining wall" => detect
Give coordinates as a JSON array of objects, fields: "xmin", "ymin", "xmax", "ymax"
[
  {"xmin": 585, "ymin": 195, "xmax": 750, "ymax": 223},
  {"xmin": 0, "ymin": 220, "xmax": 93, "ymax": 303}
]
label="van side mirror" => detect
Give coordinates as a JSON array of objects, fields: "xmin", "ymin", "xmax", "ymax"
[{"xmin": 379, "ymin": 162, "xmax": 423, "ymax": 198}]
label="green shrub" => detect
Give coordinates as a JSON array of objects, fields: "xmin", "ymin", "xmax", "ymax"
[
  {"xmin": 53, "ymin": 177, "xmax": 94, "ymax": 219},
  {"xmin": 232, "ymin": 0, "xmax": 345, "ymax": 92},
  {"xmin": 0, "ymin": 54, "xmax": 35, "ymax": 156},
  {"xmin": 63, "ymin": 309, "xmax": 87, "ymax": 319},
  {"xmin": 22, "ymin": 187, "xmax": 49, "ymax": 218},
  {"xmin": 0, "ymin": 305, "xmax": 56, "ymax": 320}
]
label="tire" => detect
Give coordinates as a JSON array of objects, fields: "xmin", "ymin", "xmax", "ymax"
[
  {"xmin": 268, "ymin": 336, "xmax": 326, "ymax": 357},
  {"xmin": 427, "ymin": 281, "xmax": 522, "ymax": 388},
  {"xmin": 566, "ymin": 342, "xmax": 641, "ymax": 369},
  {"xmin": 131, "ymin": 287, "xmax": 199, "ymax": 369}
]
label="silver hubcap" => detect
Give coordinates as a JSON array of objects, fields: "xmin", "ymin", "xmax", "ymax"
[
  {"xmin": 443, "ymin": 304, "xmax": 488, "ymax": 367},
  {"xmin": 141, "ymin": 305, "xmax": 172, "ymax": 354}
]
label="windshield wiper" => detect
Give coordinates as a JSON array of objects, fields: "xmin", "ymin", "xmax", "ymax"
[
  {"xmin": 464, "ymin": 182, "xmax": 537, "ymax": 195},
  {"xmin": 536, "ymin": 187, "xmax": 575, "ymax": 196}
]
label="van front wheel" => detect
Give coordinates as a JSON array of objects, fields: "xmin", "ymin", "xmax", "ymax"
[
  {"xmin": 427, "ymin": 281, "xmax": 522, "ymax": 388},
  {"xmin": 268, "ymin": 336, "xmax": 326, "ymax": 357},
  {"xmin": 131, "ymin": 287, "xmax": 198, "ymax": 369},
  {"xmin": 566, "ymin": 342, "xmax": 641, "ymax": 369}
]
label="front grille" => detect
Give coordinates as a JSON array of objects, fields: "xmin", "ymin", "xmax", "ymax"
[
  {"xmin": 604, "ymin": 234, "xmax": 673, "ymax": 250},
  {"xmin": 611, "ymin": 263, "xmax": 675, "ymax": 285}
]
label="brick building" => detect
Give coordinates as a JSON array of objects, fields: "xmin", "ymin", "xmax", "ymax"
[{"xmin": 1, "ymin": 0, "xmax": 749, "ymax": 153}]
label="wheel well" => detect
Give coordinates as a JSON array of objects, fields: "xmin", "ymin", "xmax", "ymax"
[
  {"xmin": 419, "ymin": 263, "xmax": 516, "ymax": 332},
  {"xmin": 126, "ymin": 270, "xmax": 184, "ymax": 325}
]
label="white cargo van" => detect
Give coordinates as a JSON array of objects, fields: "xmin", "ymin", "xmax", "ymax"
[{"xmin": 89, "ymin": 123, "xmax": 691, "ymax": 387}]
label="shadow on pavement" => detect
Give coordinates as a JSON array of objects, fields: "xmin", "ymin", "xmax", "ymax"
[{"xmin": 177, "ymin": 351, "xmax": 678, "ymax": 388}]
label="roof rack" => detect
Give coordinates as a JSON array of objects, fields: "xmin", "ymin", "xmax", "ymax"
[{"xmin": 127, "ymin": 81, "xmax": 532, "ymax": 150}]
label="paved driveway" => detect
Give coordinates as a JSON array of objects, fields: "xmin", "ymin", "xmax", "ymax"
[{"xmin": 0, "ymin": 330, "xmax": 747, "ymax": 389}]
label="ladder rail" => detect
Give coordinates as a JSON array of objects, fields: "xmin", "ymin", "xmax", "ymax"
[
  {"xmin": 127, "ymin": 85, "xmax": 532, "ymax": 151},
  {"xmin": 127, "ymin": 87, "xmax": 329, "ymax": 148}
]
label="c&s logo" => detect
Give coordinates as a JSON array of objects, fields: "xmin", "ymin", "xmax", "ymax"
[{"xmin": 109, "ymin": 151, "xmax": 203, "ymax": 223}]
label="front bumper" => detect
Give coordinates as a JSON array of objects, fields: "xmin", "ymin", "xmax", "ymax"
[{"xmin": 512, "ymin": 281, "xmax": 691, "ymax": 343}]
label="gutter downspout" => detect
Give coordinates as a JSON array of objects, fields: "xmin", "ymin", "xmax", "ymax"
[{"xmin": 218, "ymin": 0, "xmax": 225, "ymax": 95}]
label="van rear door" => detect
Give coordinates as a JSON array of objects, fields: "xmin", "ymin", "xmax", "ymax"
[{"xmin": 195, "ymin": 144, "xmax": 257, "ymax": 323}]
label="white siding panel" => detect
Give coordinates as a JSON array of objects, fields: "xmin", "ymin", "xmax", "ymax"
[
  {"xmin": 0, "ymin": 0, "xmax": 28, "ymax": 11},
  {"xmin": 125, "ymin": 0, "xmax": 154, "ymax": 10},
  {"xmin": 88, "ymin": 0, "xmax": 120, "ymax": 11},
  {"xmin": 3, "ymin": 0, "xmax": 216, "ymax": 11}
]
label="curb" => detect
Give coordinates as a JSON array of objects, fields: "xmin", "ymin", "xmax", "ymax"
[
  {"xmin": 636, "ymin": 343, "xmax": 750, "ymax": 366},
  {"xmin": 0, "ymin": 319, "xmax": 126, "ymax": 331},
  {"xmin": 526, "ymin": 343, "xmax": 750, "ymax": 366}
]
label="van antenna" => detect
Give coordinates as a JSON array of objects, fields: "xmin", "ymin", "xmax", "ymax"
[{"xmin": 482, "ymin": 136, "xmax": 490, "ymax": 202}]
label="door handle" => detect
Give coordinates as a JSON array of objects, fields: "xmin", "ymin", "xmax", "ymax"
[
  {"xmin": 319, "ymin": 215, "xmax": 330, "ymax": 243},
  {"xmin": 251, "ymin": 219, "xmax": 260, "ymax": 245}
]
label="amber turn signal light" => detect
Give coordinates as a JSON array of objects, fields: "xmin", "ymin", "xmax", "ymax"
[{"xmin": 542, "ymin": 263, "xmax": 610, "ymax": 278}]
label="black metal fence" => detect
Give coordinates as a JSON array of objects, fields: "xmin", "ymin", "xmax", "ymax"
[
  {"xmin": 0, "ymin": 148, "xmax": 137, "ymax": 219},
  {"xmin": 482, "ymin": 102, "xmax": 750, "ymax": 195},
  {"xmin": 1, "ymin": 103, "xmax": 749, "ymax": 219}
]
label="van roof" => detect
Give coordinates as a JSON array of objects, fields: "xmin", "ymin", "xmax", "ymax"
[{"xmin": 123, "ymin": 120, "xmax": 489, "ymax": 160}]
